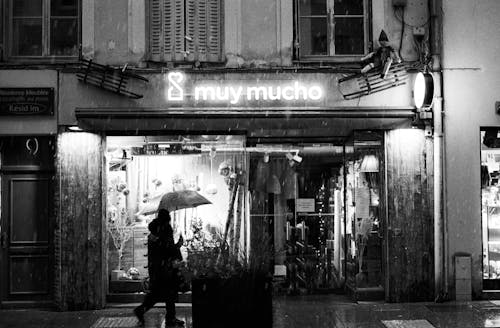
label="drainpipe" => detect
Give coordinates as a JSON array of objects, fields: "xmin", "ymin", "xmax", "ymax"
[{"xmin": 430, "ymin": 0, "xmax": 447, "ymax": 301}]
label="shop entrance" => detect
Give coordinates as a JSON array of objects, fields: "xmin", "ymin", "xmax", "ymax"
[
  {"xmin": 247, "ymin": 132, "xmax": 384, "ymax": 298},
  {"xmin": 104, "ymin": 133, "xmax": 386, "ymax": 301},
  {"xmin": 0, "ymin": 137, "xmax": 55, "ymax": 307}
]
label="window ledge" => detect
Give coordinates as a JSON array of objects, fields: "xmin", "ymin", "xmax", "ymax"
[{"xmin": 295, "ymin": 55, "xmax": 365, "ymax": 64}]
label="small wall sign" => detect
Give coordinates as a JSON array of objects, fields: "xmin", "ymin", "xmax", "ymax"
[
  {"xmin": 0, "ymin": 88, "xmax": 54, "ymax": 115},
  {"xmin": 296, "ymin": 198, "xmax": 315, "ymax": 212},
  {"xmin": 496, "ymin": 101, "xmax": 500, "ymax": 115}
]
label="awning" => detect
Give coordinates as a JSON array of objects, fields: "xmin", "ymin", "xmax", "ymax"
[{"xmin": 75, "ymin": 107, "xmax": 416, "ymax": 137}]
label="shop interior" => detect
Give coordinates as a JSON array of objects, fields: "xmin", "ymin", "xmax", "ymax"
[
  {"xmin": 481, "ymin": 128, "xmax": 500, "ymax": 289},
  {"xmin": 105, "ymin": 132, "xmax": 384, "ymax": 298}
]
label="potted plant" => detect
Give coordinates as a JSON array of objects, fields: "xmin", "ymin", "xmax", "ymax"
[
  {"xmin": 185, "ymin": 169, "xmax": 273, "ymax": 328},
  {"xmin": 107, "ymin": 177, "xmax": 134, "ymax": 281}
]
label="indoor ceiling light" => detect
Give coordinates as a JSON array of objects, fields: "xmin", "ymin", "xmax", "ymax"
[
  {"xmin": 67, "ymin": 126, "xmax": 83, "ymax": 132},
  {"xmin": 359, "ymin": 154, "xmax": 379, "ymax": 172}
]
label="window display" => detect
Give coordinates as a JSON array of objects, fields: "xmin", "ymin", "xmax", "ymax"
[
  {"xmin": 481, "ymin": 128, "xmax": 500, "ymax": 288},
  {"xmin": 105, "ymin": 132, "xmax": 386, "ymax": 298},
  {"xmin": 247, "ymin": 144, "xmax": 345, "ymax": 294},
  {"xmin": 106, "ymin": 135, "xmax": 246, "ymax": 294},
  {"xmin": 343, "ymin": 132, "xmax": 383, "ymax": 296}
]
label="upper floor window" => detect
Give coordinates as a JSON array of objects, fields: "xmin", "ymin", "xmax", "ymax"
[
  {"xmin": 5, "ymin": 0, "xmax": 79, "ymax": 60},
  {"xmin": 295, "ymin": 0, "xmax": 369, "ymax": 60},
  {"xmin": 148, "ymin": 0, "xmax": 222, "ymax": 63}
]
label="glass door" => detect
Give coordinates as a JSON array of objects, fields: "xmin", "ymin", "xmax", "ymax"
[
  {"xmin": 344, "ymin": 131, "xmax": 384, "ymax": 299},
  {"xmin": 247, "ymin": 142, "xmax": 345, "ymax": 295}
]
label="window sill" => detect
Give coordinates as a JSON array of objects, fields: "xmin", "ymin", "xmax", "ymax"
[
  {"xmin": 1, "ymin": 56, "xmax": 80, "ymax": 65},
  {"xmin": 294, "ymin": 55, "xmax": 365, "ymax": 64}
]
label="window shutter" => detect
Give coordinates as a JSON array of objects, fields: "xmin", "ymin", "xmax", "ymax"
[
  {"xmin": 164, "ymin": 0, "xmax": 185, "ymax": 61},
  {"xmin": 185, "ymin": 0, "xmax": 221, "ymax": 62},
  {"xmin": 149, "ymin": 0, "xmax": 163, "ymax": 61},
  {"xmin": 206, "ymin": 0, "xmax": 221, "ymax": 62}
]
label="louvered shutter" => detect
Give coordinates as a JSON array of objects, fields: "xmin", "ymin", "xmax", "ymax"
[
  {"xmin": 149, "ymin": 0, "xmax": 185, "ymax": 62},
  {"xmin": 149, "ymin": 0, "xmax": 163, "ymax": 61},
  {"xmin": 165, "ymin": 0, "xmax": 185, "ymax": 61},
  {"xmin": 185, "ymin": 0, "xmax": 221, "ymax": 62},
  {"xmin": 206, "ymin": 0, "xmax": 221, "ymax": 62}
]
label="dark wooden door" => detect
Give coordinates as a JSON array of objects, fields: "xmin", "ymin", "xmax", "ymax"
[
  {"xmin": 385, "ymin": 130, "xmax": 434, "ymax": 302},
  {"xmin": 0, "ymin": 137, "xmax": 55, "ymax": 307}
]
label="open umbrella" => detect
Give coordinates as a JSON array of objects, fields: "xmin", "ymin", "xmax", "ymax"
[{"xmin": 158, "ymin": 190, "xmax": 212, "ymax": 212}]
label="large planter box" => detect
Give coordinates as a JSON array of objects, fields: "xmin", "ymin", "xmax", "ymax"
[{"xmin": 192, "ymin": 274, "xmax": 272, "ymax": 328}]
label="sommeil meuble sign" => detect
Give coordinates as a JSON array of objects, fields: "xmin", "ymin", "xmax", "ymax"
[{"xmin": 164, "ymin": 71, "xmax": 324, "ymax": 106}]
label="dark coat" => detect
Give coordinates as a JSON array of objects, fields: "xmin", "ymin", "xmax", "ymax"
[{"xmin": 147, "ymin": 217, "xmax": 182, "ymax": 298}]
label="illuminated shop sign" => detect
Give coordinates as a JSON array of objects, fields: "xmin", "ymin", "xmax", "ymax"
[{"xmin": 165, "ymin": 72, "xmax": 324, "ymax": 104}]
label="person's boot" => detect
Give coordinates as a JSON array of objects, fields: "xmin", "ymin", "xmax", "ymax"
[
  {"xmin": 165, "ymin": 317, "xmax": 184, "ymax": 326},
  {"xmin": 134, "ymin": 306, "xmax": 145, "ymax": 326}
]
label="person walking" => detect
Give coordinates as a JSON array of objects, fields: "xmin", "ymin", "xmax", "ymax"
[{"xmin": 134, "ymin": 209, "xmax": 184, "ymax": 326}]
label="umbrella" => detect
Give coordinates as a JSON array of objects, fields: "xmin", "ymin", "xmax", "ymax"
[{"xmin": 158, "ymin": 190, "xmax": 212, "ymax": 212}]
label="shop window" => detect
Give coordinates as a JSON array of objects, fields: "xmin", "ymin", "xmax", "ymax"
[
  {"xmin": 148, "ymin": 0, "xmax": 222, "ymax": 63},
  {"xmin": 343, "ymin": 132, "xmax": 383, "ymax": 295},
  {"xmin": 294, "ymin": 0, "xmax": 369, "ymax": 60},
  {"xmin": 5, "ymin": 0, "xmax": 79, "ymax": 59},
  {"xmin": 481, "ymin": 128, "xmax": 500, "ymax": 289},
  {"xmin": 105, "ymin": 135, "xmax": 245, "ymax": 294}
]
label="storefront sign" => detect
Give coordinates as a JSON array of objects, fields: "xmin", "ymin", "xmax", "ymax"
[
  {"xmin": 296, "ymin": 198, "xmax": 315, "ymax": 212},
  {"xmin": 0, "ymin": 88, "xmax": 54, "ymax": 115},
  {"xmin": 165, "ymin": 72, "xmax": 324, "ymax": 105}
]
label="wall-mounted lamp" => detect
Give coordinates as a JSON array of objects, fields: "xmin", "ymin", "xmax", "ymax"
[{"xmin": 413, "ymin": 72, "xmax": 434, "ymax": 109}]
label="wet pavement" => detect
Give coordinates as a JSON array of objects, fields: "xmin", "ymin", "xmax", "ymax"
[{"xmin": 2, "ymin": 295, "xmax": 500, "ymax": 327}]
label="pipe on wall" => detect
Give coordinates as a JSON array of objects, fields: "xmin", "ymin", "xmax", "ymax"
[{"xmin": 430, "ymin": 0, "xmax": 447, "ymax": 301}]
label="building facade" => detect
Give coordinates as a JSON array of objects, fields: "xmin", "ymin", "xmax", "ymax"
[
  {"xmin": 442, "ymin": 0, "xmax": 500, "ymax": 300},
  {"xmin": 0, "ymin": 0, "xmax": 441, "ymax": 310}
]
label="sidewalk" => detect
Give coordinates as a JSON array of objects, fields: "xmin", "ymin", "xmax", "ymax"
[{"xmin": 1, "ymin": 295, "xmax": 500, "ymax": 327}]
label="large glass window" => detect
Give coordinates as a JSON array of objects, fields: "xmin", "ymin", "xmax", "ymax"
[
  {"xmin": 481, "ymin": 128, "xmax": 500, "ymax": 289},
  {"xmin": 7, "ymin": 0, "xmax": 79, "ymax": 58},
  {"xmin": 295, "ymin": 0, "xmax": 368, "ymax": 59},
  {"xmin": 105, "ymin": 135, "xmax": 246, "ymax": 294},
  {"xmin": 105, "ymin": 133, "xmax": 385, "ymax": 298}
]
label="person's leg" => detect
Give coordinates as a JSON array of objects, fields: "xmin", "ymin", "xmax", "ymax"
[
  {"xmin": 164, "ymin": 290, "xmax": 184, "ymax": 326},
  {"xmin": 134, "ymin": 288, "xmax": 158, "ymax": 325}
]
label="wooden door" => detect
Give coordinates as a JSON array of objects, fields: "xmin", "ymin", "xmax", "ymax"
[
  {"xmin": 0, "ymin": 137, "xmax": 55, "ymax": 307},
  {"xmin": 385, "ymin": 129, "xmax": 434, "ymax": 302}
]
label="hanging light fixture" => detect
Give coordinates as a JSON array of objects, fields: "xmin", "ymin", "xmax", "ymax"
[{"xmin": 359, "ymin": 154, "xmax": 379, "ymax": 172}]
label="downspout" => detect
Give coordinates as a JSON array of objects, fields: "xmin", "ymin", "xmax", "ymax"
[{"xmin": 430, "ymin": 0, "xmax": 447, "ymax": 301}]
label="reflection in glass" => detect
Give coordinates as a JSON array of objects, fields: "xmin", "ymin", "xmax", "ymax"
[
  {"xmin": 12, "ymin": 19, "xmax": 43, "ymax": 56},
  {"xmin": 335, "ymin": 18, "xmax": 364, "ymax": 55},
  {"xmin": 50, "ymin": 18, "xmax": 78, "ymax": 56},
  {"xmin": 14, "ymin": 0, "xmax": 43, "ymax": 17},
  {"xmin": 299, "ymin": 0, "xmax": 327, "ymax": 15},
  {"xmin": 51, "ymin": 0, "xmax": 78, "ymax": 16},
  {"xmin": 299, "ymin": 17, "xmax": 328, "ymax": 56},
  {"xmin": 334, "ymin": 0, "xmax": 363, "ymax": 15}
]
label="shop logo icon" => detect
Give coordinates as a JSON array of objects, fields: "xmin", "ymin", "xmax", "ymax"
[{"xmin": 166, "ymin": 72, "xmax": 184, "ymax": 101}]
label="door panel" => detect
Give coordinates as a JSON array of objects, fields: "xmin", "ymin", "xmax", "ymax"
[
  {"xmin": 1, "ymin": 173, "xmax": 53, "ymax": 304},
  {"xmin": 10, "ymin": 178, "xmax": 50, "ymax": 243},
  {"xmin": 10, "ymin": 255, "xmax": 49, "ymax": 295}
]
